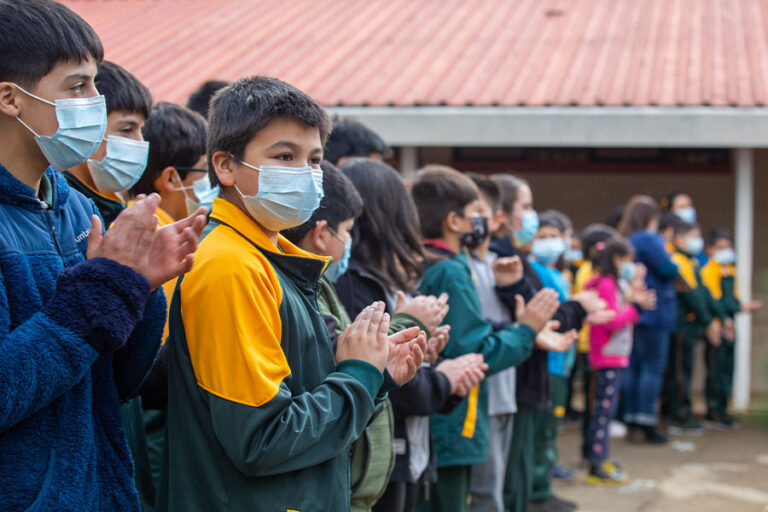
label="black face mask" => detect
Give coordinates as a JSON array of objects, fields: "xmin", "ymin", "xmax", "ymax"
[{"xmin": 460, "ymin": 216, "xmax": 489, "ymax": 250}]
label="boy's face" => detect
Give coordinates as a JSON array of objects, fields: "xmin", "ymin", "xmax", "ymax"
[
  {"xmin": 674, "ymin": 228, "xmax": 701, "ymax": 251},
  {"xmin": 3, "ymin": 57, "xmax": 99, "ymax": 138},
  {"xmin": 218, "ymin": 117, "xmax": 322, "ymax": 198},
  {"xmin": 476, "ymin": 194, "xmax": 497, "ymax": 232},
  {"xmin": 707, "ymin": 237, "xmax": 733, "ymax": 256},
  {"xmin": 327, "ymin": 218, "xmax": 354, "ymax": 262},
  {"xmin": 672, "ymin": 194, "xmax": 693, "ymax": 212},
  {"xmin": 534, "ymin": 225, "xmax": 562, "ymax": 241},
  {"xmin": 89, "ymin": 110, "xmax": 147, "ymax": 163}
]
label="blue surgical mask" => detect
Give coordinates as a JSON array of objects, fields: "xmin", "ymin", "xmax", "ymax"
[
  {"xmin": 514, "ymin": 210, "xmax": 539, "ymax": 245},
  {"xmin": 713, "ymin": 248, "xmax": 736, "ymax": 265},
  {"xmin": 234, "ymin": 157, "xmax": 324, "ymax": 231},
  {"xmin": 676, "ymin": 206, "xmax": 697, "ymax": 224},
  {"xmin": 619, "ymin": 262, "xmax": 636, "ymax": 281},
  {"xmin": 192, "ymin": 175, "xmax": 219, "ymax": 211},
  {"xmin": 531, "ymin": 237, "xmax": 566, "ymax": 264},
  {"xmin": 87, "ymin": 135, "xmax": 149, "ymax": 193},
  {"xmin": 326, "ymin": 235, "xmax": 352, "ymax": 282},
  {"xmin": 13, "ymin": 83, "xmax": 107, "ymax": 172},
  {"xmin": 686, "ymin": 236, "xmax": 704, "ymax": 256},
  {"xmin": 565, "ymin": 248, "xmax": 584, "ymax": 264}
]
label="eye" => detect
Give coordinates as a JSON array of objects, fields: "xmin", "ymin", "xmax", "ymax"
[
  {"xmin": 309, "ymin": 156, "xmax": 322, "ymax": 166},
  {"xmin": 70, "ymin": 82, "xmax": 85, "ymax": 93},
  {"xmin": 275, "ymin": 152, "xmax": 292, "ymax": 162}
]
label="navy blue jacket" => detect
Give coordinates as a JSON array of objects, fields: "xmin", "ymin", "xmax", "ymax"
[
  {"xmin": 628, "ymin": 231, "xmax": 678, "ymax": 331},
  {"xmin": 0, "ymin": 165, "xmax": 166, "ymax": 511}
]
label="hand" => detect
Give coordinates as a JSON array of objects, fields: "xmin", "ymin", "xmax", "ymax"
[
  {"xmin": 743, "ymin": 300, "xmax": 764, "ymax": 313},
  {"xmin": 336, "ymin": 302, "xmax": 390, "ymax": 371},
  {"xmin": 631, "ymin": 263, "xmax": 648, "ymax": 287},
  {"xmin": 386, "ymin": 327, "xmax": 427, "ymax": 385},
  {"xmin": 424, "ymin": 325, "xmax": 451, "ymax": 363},
  {"xmin": 435, "ymin": 354, "xmax": 488, "ymax": 397},
  {"xmin": 515, "ymin": 289, "xmax": 560, "ymax": 332},
  {"xmin": 87, "ymin": 194, "xmax": 207, "ymax": 289},
  {"xmin": 572, "ymin": 290, "xmax": 607, "ymax": 315},
  {"xmin": 705, "ymin": 321, "xmax": 722, "ymax": 347},
  {"xmin": 395, "ymin": 292, "xmax": 450, "ymax": 334},
  {"xmin": 534, "ymin": 321, "xmax": 578, "ymax": 352},
  {"xmin": 492, "ymin": 256, "xmax": 524, "ymax": 287},
  {"xmin": 585, "ymin": 309, "xmax": 617, "ymax": 325},
  {"xmin": 632, "ymin": 288, "xmax": 657, "ymax": 311},
  {"xmin": 723, "ymin": 318, "xmax": 736, "ymax": 342}
]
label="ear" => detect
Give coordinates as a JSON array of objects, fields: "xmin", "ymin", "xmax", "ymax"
[
  {"xmin": 310, "ymin": 219, "xmax": 330, "ymax": 253},
  {"xmin": 445, "ymin": 211, "xmax": 464, "ymax": 234},
  {"xmin": 491, "ymin": 208, "xmax": 506, "ymax": 232},
  {"xmin": 155, "ymin": 166, "xmax": 179, "ymax": 194},
  {"xmin": 212, "ymin": 150, "xmax": 236, "ymax": 187},
  {"xmin": 0, "ymin": 82, "xmax": 22, "ymax": 119}
]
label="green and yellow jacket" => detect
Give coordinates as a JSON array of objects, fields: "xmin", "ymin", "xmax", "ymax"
[
  {"xmin": 671, "ymin": 250, "xmax": 727, "ymax": 332},
  {"xmin": 159, "ymin": 198, "xmax": 389, "ymax": 512},
  {"xmin": 701, "ymin": 260, "xmax": 742, "ymax": 319},
  {"xmin": 419, "ymin": 245, "xmax": 535, "ymax": 468}
]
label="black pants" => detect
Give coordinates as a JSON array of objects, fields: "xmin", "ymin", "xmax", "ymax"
[{"xmin": 374, "ymin": 481, "xmax": 420, "ymax": 512}]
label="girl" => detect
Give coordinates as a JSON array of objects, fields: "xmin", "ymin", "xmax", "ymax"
[{"xmin": 586, "ymin": 239, "xmax": 656, "ymax": 484}]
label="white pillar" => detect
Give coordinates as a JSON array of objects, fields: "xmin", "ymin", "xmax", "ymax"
[
  {"xmin": 399, "ymin": 146, "xmax": 418, "ymax": 179},
  {"xmin": 733, "ymin": 148, "xmax": 754, "ymax": 411}
]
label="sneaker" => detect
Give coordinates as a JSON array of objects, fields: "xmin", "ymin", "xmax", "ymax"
[
  {"xmin": 668, "ymin": 418, "xmax": 704, "ymax": 436},
  {"xmin": 586, "ymin": 460, "xmax": 629, "ymax": 485},
  {"xmin": 641, "ymin": 425, "xmax": 669, "ymax": 444},
  {"xmin": 550, "ymin": 464, "xmax": 574, "ymax": 481},
  {"xmin": 529, "ymin": 495, "xmax": 578, "ymax": 512}
]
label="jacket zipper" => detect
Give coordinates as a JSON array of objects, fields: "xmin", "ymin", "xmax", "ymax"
[{"xmin": 41, "ymin": 207, "xmax": 64, "ymax": 258}]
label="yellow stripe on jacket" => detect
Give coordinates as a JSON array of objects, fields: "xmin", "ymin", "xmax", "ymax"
[
  {"xmin": 462, "ymin": 385, "xmax": 480, "ymax": 438},
  {"xmin": 671, "ymin": 251, "xmax": 698, "ymax": 290},
  {"xmin": 574, "ymin": 261, "xmax": 595, "ymax": 353},
  {"xmin": 179, "ymin": 198, "xmax": 329, "ymax": 407},
  {"xmin": 701, "ymin": 261, "xmax": 736, "ymax": 300}
]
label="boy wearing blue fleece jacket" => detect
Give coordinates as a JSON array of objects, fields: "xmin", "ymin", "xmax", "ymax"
[{"xmin": 0, "ymin": 1, "xmax": 207, "ymax": 510}]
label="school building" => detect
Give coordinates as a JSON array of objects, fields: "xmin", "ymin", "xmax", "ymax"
[{"xmin": 64, "ymin": 0, "xmax": 768, "ymax": 409}]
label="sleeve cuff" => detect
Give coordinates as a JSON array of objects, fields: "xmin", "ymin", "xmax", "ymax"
[
  {"xmin": 390, "ymin": 312, "xmax": 431, "ymax": 339},
  {"xmin": 336, "ymin": 359, "xmax": 385, "ymax": 401}
]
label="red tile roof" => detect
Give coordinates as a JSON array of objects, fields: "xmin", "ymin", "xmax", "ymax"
[{"xmin": 63, "ymin": 0, "xmax": 768, "ymax": 107}]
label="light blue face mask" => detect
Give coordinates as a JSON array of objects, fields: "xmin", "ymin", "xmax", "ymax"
[
  {"xmin": 686, "ymin": 236, "xmax": 704, "ymax": 256},
  {"xmin": 87, "ymin": 135, "xmax": 149, "ymax": 193},
  {"xmin": 192, "ymin": 175, "xmax": 219, "ymax": 211},
  {"xmin": 619, "ymin": 262, "xmax": 636, "ymax": 281},
  {"xmin": 13, "ymin": 84, "xmax": 107, "ymax": 172},
  {"xmin": 676, "ymin": 206, "xmax": 697, "ymax": 224},
  {"xmin": 531, "ymin": 237, "xmax": 566, "ymax": 264},
  {"xmin": 326, "ymin": 235, "xmax": 352, "ymax": 283},
  {"xmin": 713, "ymin": 248, "xmax": 736, "ymax": 265},
  {"xmin": 233, "ymin": 157, "xmax": 324, "ymax": 231},
  {"xmin": 514, "ymin": 210, "xmax": 539, "ymax": 245},
  {"xmin": 564, "ymin": 248, "xmax": 584, "ymax": 264}
]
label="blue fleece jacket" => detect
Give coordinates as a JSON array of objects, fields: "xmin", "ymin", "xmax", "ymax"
[
  {"xmin": 628, "ymin": 231, "xmax": 678, "ymax": 331},
  {"xmin": 0, "ymin": 164, "xmax": 166, "ymax": 511}
]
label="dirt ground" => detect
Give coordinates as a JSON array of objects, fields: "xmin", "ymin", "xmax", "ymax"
[{"xmin": 552, "ymin": 411, "xmax": 768, "ymax": 512}]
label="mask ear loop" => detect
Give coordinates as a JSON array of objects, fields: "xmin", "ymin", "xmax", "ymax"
[{"xmin": 16, "ymin": 115, "xmax": 40, "ymax": 137}]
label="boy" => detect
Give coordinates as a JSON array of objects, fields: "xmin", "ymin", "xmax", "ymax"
[
  {"xmin": 665, "ymin": 221, "xmax": 724, "ymax": 431},
  {"xmin": 186, "ymin": 79, "xmax": 229, "ymax": 118},
  {"xmin": 412, "ymin": 166, "xmax": 565, "ymax": 512},
  {"xmin": 701, "ymin": 230, "xmax": 763, "ymax": 426},
  {"xmin": 0, "ymin": 1, "xmax": 206, "ymax": 509},
  {"xmin": 160, "ymin": 77, "xmax": 423, "ymax": 511},
  {"xmin": 64, "ymin": 60, "xmax": 153, "ymax": 225},
  {"xmin": 324, "ymin": 118, "xmax": 393, "ymax": 166}
]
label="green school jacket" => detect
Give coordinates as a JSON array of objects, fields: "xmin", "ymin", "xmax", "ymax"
[
  {"xmin": 674, "ymin": 251, "xmax": 726, "ymax": 331},
  {"xmin": 419, "ymin": 249, "xmax": 535, "ymax": 467}
]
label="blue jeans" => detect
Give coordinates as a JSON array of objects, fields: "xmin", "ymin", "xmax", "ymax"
[{"xmin": 622, "ymin": 326, "xmax": 670, "ymax": 426}]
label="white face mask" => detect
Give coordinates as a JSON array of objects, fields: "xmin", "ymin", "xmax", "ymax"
[
  {"xmin": 87, "ymin": 135, "xmax": 149, "ymax": 193},
  {"xmin": 173, "ymin": 172, "xmax": 218, "ymax": 215}
]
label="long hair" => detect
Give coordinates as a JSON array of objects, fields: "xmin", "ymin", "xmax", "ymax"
[
  {"xmin": 617, "ymin": 195, "xmax": 660, "ymax": 237},
  {"xmin": 340, "ymin": 159, "xmax": 424, "ymax": 293}
]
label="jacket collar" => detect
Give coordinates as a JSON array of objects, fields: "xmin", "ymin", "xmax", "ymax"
[{"xmin": 0, "ymin": 163, "xmax": 70, "ymax": 212}]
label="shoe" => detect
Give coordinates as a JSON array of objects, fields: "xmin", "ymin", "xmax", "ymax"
[
  {"xmin": 529, "ymin": 495, "xmax": 578, "ymax": 512},
  {"xmin": 641, "ymin": 425, "xmax": 668, "ymax": 444},
  {"xmin": 550, "ymin": 464, "xmax": 574, "ymax": 481},
  {"xmin": 719, "ymin": 414, "xmax": 740, "ymax": 427},
  {"xmin": 668, "ymin": 418, "xmax": 704, "ymax": 436},
  {"xmin": 586, "ymin": 459, "xmax": 629, "ymax": 485}
]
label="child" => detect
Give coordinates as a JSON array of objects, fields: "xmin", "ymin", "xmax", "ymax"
[
  {"xmin": 64, "ymin": 60, "xmax": 152, "ymax": 225},
  {"xmin": 586, "ymin": 239, "xmax": 656, "ymax": 483},
  {"xmin": 664, "ymin": 221, "xmax": 723, "ymax": 432},
  {"xmin": 186, "ymin": 79, "xmax": 229, "ymax": 118},
  {"xmin": 0, "ymin": 1, "xmax": 205, "ymax": 509},
  {"xmin": 159, "ymin": 77, "xmax": 423, "ymax": 512},
  {"xmin": 411, "ymin": 165, "xmax": 563, "ymax": 512},
  {"xmin": 701, "ymin": 229, "xmax": 763, "ymax": 426},
  {"xmin": 323, "ymin": 118, "xmax": 393, "ymax": 166}
]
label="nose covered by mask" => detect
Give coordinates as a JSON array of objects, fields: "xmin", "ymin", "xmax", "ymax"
[
  {"xmin": 685, "ymin": 236, "xmax": 704, "ymax": 256},
  {"xmin": 713, "ymin": 248, "xmax": 736, "ymax": 265},
  {"xmin": 460, "ymin": 216, "xmax": 489, "ymax": 250},
  {"xmin": 174, "ymin": 172, "xmax": 219, "ymax": 215},
  {"xmin": 619, "ymin": 261, "xmax": 637, "ymax": 281},
  {"xmin": 13, "ymin": 83, "xmax": 107, "ymax": 172},
  {"xmin": 88, "ymin": 135, "xmax": 149, "ymax": 194},
  {"xmin": 676, "ymin": 206, "xmax": 697, "ymax": 224},
  {"xmin": 514, "ymin": 210, "xmax": 540, "ymax": 246},
  {"xmin": 234, "ymin": 157, "xmax": 324, "ymax": 232},
  {"xmin": 531, "ymin": 237, "xmax": 566, "ymax": 264}
]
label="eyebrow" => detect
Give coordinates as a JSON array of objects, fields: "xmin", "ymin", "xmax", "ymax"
[
  {"xmin": 116, "ymin": 119, "xmax": 139, "ymax": 128},
  {"xmin": 268, "ymin": 140, "xmax": 323, "ymax": 153},
  {"xmin": 65, "ymin": 73, "xmax": 92, "ymax": 82}
]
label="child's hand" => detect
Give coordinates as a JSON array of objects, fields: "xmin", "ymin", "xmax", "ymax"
[
  {"xmin": 633, "ymin": 288, "xmax": 657, "ymax": 311},
  {"xmin": 336, "ymin": 302, "xmax": 390, "ymax": 371},
  {"xmin": 435, "ymin": 354, "xmax": 487, "ymax": 396},
  {"xmin": 572, "ymin": 290, "xmax": 607, "ymax": 315},
  {"xmin": 395, "ymin": 292, "xmax": 450, "ymax": 334},
  {"xmin": 705, "ymin": 321, "xmax": 722, "ymax": 347},
  {"xmin": 515, "ymin": 289, "xmax": 560, "ymax": 332},
  {"xmin": 742, "ymin": 300, "xmax": 764, "ymax": 312},
  {"xmin": 723, "ymin": 318, "xmax": 736, "ymax": 342},
  {"xmin": 534, "ymin": 321, "xmax": 578, "ymax": 352},
  {"xmin": 631, "ymin": 263, "xmax": 648, "ymax": 287},
  {"xmin": 386, "ymin": 327, "xmax": 427, "ymax": 386},
  {"xmin": 424, "ymin": 325, "xmax": 451, "ymax": 363},
  {"xmin": 492, "ymin": 256, "xmax": 524, "ymax": 287}
]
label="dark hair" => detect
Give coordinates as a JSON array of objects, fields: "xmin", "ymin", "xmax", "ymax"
[
  {"xmin": 673, "ymin": 220, "xmax": 699, "ymax": 237},
  {"xmin": 491, "ymin": 174, "xmax": 528, "ymax": 213},
  {"xmin": 580, "ymin": 224, "xmax": 618, "ymax": 264},
  {"xmin": 207, "ymin": 76, "xmax": 331, "ymax": 187},
  {"xmin": 606, "ymin": 205, "xmax": 625, "ymax": 229},
  {"xmin": 0, "ymin": 0, "xmax": 103, "ymax": 86},
  {"xmin": 95, "ymin": 61, "xmax": 152, "ymax": 119},
  {"xmin": 661, "ymin": 191, "xmax": 690, "ymax": 212},
  {"xmin": 411, "ymin": 165, "xmax": 479, "ymax": 239},
  {"xmin": 659, "ymin": 212, "xmax": 681, "ymax": 232},
  {"xmin": 282, "ymin": 160, "xmax": 363, "ymax": 244},
  {"xmin": 187, "ymin": 79, "xmax": 229, "ymax": 118},
  {"xmin": 467, "ymin": 173, "xmax": 501, "ymax": 211},
  {"xmin": 617, "ymin": 195, "xmax": 660, "ymax": 237},
  {"xmin": 596, "ymin": 238, "xmax": 633, "ymax": 278},
  {"xmin": 324, "ymin": 118, "xmax": 392, "ymax": 165},
  {"xmin": 131, "ymin": 102, "xmax": 207, "ymax": 196},
  {"xmin": 538, "ymin": 211, "xmax": 566, "ymax": 233},
  {"xmin": 708, "ymin": 228, "xmax": 734, "ymax": 247},
  {"xmin": 341, "ymin": 159, "xmax": 424, "ymax": 293}
]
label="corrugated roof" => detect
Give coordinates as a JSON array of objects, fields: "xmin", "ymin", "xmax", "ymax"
[{"xmin": 62, "ymin": 0, "xmax": 768, "ymax": 107}]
